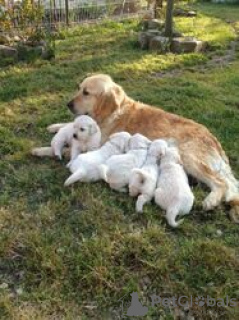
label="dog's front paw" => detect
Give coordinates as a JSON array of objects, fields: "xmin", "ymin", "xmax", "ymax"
[{"xmin": 202, "ymin": 195, "xmax": 218, "ymax": 211}]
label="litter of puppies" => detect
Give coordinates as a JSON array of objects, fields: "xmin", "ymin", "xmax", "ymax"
[{"xmin": 32, "ymin": 115, "xmax": 195, "ymax": 228}]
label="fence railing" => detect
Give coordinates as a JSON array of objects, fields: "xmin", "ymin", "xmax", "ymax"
[{"xmin": 1, "ymin": 0, "xmax": 148, "ymax": 29}]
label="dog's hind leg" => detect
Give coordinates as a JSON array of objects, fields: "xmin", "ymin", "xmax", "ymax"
[
  {"xmin": 136, "ymin": 194, "xmax": 152, "ymax": 213},
  {"xmin": 183, "ymin": 154, "xmax": 227, "ymax": 210}
]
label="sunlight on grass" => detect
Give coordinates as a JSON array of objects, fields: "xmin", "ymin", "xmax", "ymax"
[{"xmin": 176, "ymin": 16, "xmax": 235, "ymax": 47}]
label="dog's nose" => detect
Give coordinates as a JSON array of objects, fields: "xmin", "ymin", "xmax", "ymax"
[
  {"xmin": 73, "ymin": 133, "xmax": 77, "ymax": 139},
  {"xmin": 67, "ymin": 100, "xmax": 74, "ymax": 110}
]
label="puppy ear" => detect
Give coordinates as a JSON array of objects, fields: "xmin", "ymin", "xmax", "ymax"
[{"xmin": 89, "ymin": 124, "xmax": 97, "ymax": 136}]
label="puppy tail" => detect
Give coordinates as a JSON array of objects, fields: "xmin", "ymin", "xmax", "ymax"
[
  {"xmin": 64, "ymin": 168, "xmax": 86, "ymax": 186},
  {"xmin": 166, "ymin": 208, "xmax": 184, "ymax": 228},
  {"xmin": 99, "ymin": 164, "xmax": 108, "ymax": 182}
]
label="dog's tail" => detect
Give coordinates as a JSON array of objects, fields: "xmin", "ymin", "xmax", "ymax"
[
  {"xmin": 64, "ymin": 168, "xmax": 86, "ymax": 186},
  {"xmin": 166, "ymin": 208, "xmax": 184, "ymax": 228},
  {"xmin": 98, "ymin": 164, "xmax": 108, "ymax": 182}
]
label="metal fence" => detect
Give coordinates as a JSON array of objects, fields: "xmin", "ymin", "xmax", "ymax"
[{"xmin": 1, "ymin": 0, "xmax": 148, "ymax": 29}]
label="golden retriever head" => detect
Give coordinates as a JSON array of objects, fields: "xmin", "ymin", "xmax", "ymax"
[{"xmin": 67, "ymin": 74, "xmax": 125, "ymax": 122}]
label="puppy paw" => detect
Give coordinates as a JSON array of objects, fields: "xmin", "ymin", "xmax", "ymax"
[
  {"xmin": 136, "ymin": 203, "xmax": 143, "ymax": 213},
  {"xmin": 66, "ymin": 161, "xmax": 72, "ymax": 168}
]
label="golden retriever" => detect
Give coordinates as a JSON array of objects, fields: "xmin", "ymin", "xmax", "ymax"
[{"xmin": 40, "ymin": 74, "xmax": 239, "ymax": 221}]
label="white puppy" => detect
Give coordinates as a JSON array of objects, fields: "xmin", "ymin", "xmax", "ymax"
[
  {"xmin": 129, "ymin": 139, "xmax": 168, "ymax": 212},
  {"xmin": 31, "ymin": 115, "xmax": 101, "ymax": 161},
  {"xmin": 100, "ymin": 133, "xmax": 151, "ymax": 192},
  {"xmin": 154, "ymin": 147, "xmax": 194, "ymax": 227},
  {"xmin": 64, "ymin": 132, "xmax": 131, "ymax": 186}
]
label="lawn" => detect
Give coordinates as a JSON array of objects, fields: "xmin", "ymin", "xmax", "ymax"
[{"xmin": 0, "ymin": 2, "xmax": 239, "ymax": 319}]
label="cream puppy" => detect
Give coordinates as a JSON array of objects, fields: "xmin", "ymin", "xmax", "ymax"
[
  {"xmin": 100, "ymin": 133, "xmax": 151, "ymax": 192},
  {"xmin": 154, "ymin": 147, "xmax": 194, "ymax": 227},
  {"xmin": 129, "ymin": 139, "xmax": 168, "ymax": 212},
  {"xmin": 64, "ymin": 132, "xmax": 131, "ymax": 186},
  {"xmin": 31, "ymin": 115, "xmax": 101, "ymax": 161}
]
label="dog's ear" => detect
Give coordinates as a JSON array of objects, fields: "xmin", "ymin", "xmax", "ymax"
[{"xmin": 93, "ymin": 84, "xmax": 125, "ymax": 120}]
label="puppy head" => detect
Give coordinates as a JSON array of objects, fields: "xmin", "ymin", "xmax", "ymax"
[
  {"xmin": 149, "ymin": 139, "xmax": 168, "ymax": 159},
  {"xmin": 127, "ymin": 133, "xmax": 151, "ymax": 151},
  {"xmin": 129, "ymin": 169, "xmax": 144, "ymax": 197},
  {"xmin": 67, "ymin": 74, "xmax": 125, "ymax": 121},
  {"xmin": 109, "ymin": 131, "xmax": 131, "ymax": 152},
  {"xmin": 73, "ymin": 115, "xmax": 100, "ymax": 141}
]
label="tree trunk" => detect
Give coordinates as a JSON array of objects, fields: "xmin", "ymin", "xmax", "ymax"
[{"xmin": 165, "ymin": 0, "xmax": 174, "ymax": 37}]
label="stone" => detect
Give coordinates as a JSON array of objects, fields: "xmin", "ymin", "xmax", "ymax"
[
  {"xmin": 138, "ymin": 32, "xmax": 149, "ymax": 49},
  {"xmin": 149, "ymin": 36, "xmax": 170, "ymax": 52},
  {"xmin": 13, "ymin": 35, "xmax": 21, "ymax": 42},
  {"xmin": 140, "ymin": 20, "xmax": 149, "ymax": 31},
  {"xmin": 0, "ymin": 33, "xmax": 11, "ymax": 45},
  {"xmin": 174, "ymin": 8, "xmax": 186, "ymax": 16},
  {"xmin": 147, "ymin": 19, "xmax": 164, "ymax": 30},
  {"xmin": 138, "ymin": 30, "xmax": 161, "ymax": 50},
  {"xmin": 172, "ymin": 30, "xmax": 183, "ymax": 37},
  {"xmin": 187, "ymin": 11, "xmax": 197, "ymax": 17},
  {"xmin": 0, "ymin": 45, "xmax": 18, "ymax": 59},
  {"xmin": 170, "ymin": 37, "xmax": 207, "ymax": 53},
  {"xmin": 147, "ymin": 29, "xmax": 161, "ymax": 36},
  {"xmin": 142, "ymin": 9, "xmax": 154, "ymax": 21},
  {"xmin": 174, "ymin": 8, "xmax": 197, "ymax": 17}
]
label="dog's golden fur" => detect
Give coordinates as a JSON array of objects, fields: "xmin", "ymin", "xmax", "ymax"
[{"xmin": 38, "ymin": 74, "xmax": 239, "ymax": 221}]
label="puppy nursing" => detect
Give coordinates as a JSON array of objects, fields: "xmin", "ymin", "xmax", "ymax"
[
  {"xmin": 32, "ymin": 113, "xmax": 194, "ymax": 227},
  {"xmin": 64, "ymin": 132, "xmax": 131, "ymax": 186},
  {"xmin": 155, "ymin": 147, "xmax": 194, "ymax": 227},
  {"xmin": 100, "ymin": 134, "xmax": 151, "ymax": 192},
  {"xmin": 129, "ymin": 139, "xmax": 168, "ymax": 213}
]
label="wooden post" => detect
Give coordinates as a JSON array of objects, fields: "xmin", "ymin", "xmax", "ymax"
[
  {"xmin": 65, "ymin": 0, "xmax": 69, "ymax": 25},
  {"xmin": 165, "ymin": 0, "xmax": 174, "ymax": 37}
]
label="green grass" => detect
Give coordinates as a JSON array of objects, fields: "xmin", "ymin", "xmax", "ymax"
[{"xmin": 1, "ymin": 3, "xmax": 239, "ymax": 319}]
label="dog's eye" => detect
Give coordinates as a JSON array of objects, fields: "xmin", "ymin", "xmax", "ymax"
[
  {"xmin": 80, "ymin": 128, "xmax": 85, "ymax": 132},
  {"xmin": 83, "ymin": 89, "xmax": 89, "ymax": 96}
]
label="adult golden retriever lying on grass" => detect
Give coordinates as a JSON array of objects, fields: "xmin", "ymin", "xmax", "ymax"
[{"xmin": 37, "ymin": 74, "xmax": 239, "ymax": 221}]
